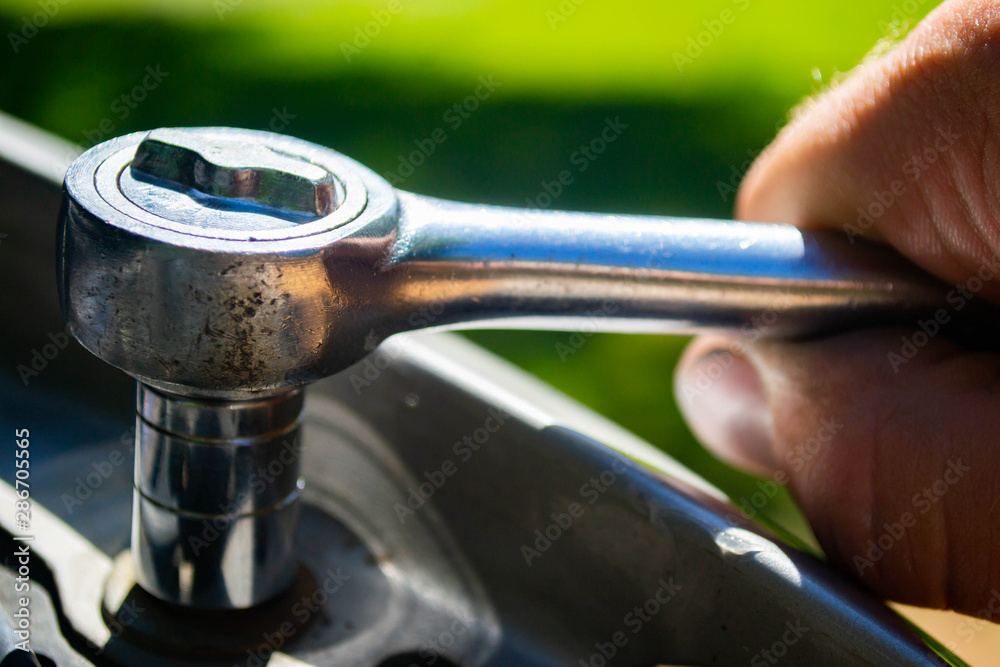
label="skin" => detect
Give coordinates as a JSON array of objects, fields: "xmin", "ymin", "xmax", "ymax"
[{"xmin": 674, "ymin": 0, "xmax": 1000, "ymax": 618}]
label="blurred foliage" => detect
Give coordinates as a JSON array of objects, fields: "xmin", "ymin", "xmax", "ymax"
[{"xmin": 0, "ymin": 0, "xmax": 940, "ymax": 540}]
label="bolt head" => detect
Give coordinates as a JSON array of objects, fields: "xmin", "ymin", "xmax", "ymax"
[{"xmin": 130, "ymin": 128, "xmax": 341, "ymax": 222}]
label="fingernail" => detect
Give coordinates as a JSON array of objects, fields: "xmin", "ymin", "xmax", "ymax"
[{"xmin": 675, "ymin": 347, "xmax": 776, "ymax": 476}]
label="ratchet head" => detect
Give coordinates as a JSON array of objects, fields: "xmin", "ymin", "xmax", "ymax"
[{"xmin": 59, "ymin": 128, "xmax": 399, "ymax": 398}]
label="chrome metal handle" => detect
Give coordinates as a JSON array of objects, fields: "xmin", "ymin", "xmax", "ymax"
[{"xmin": 382, "ymin": 191, "xmax": 948, "ymax": 339}]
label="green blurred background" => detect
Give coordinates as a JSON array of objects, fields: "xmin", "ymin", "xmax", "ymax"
[{"xmin": 0, "ymin": 0, "xmax": 938, "ymax": 540}]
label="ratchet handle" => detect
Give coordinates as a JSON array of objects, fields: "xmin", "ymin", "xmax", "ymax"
[{"xmin": 382, "ymin": 191, "xmax": 962, "ymax": 340}]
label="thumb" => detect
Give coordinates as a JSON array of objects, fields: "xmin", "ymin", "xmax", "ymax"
[{"xmin": 676, "ymin": 332, "xmax": 1000, "ymax": 616}]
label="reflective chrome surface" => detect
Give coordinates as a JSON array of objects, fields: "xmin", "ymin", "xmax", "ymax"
[
  {"xmin": 131, "ymin": 128, "xmax": 343, "ymax": 220},
  {"xmin": 59, "ymin": 127, "xmax": 953, "ymax": 398},
  {"xmin": 132, "ymin": 384, "xmax": 304, "ymax": 608}
]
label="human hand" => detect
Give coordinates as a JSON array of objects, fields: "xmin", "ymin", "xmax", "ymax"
[{"xmin": 676, "ymin": 0, "xmax": 1000, "ymax": 619}]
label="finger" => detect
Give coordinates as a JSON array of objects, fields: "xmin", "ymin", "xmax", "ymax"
[
  {"xmin": 737, "ymin": 0, "xmax": 1000, "ymax": 301},
  {"xmin": 676, "ymin": 330, "xmax": 1000, "ymax": 616}
]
